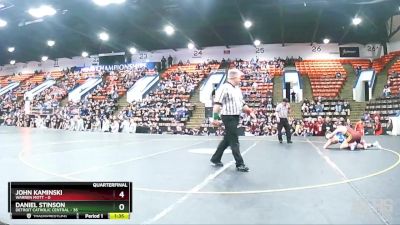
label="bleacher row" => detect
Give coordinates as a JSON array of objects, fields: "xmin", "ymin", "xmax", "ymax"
[
  {"xmin": 388, "ymin": 59, "xmax": 400, "ymax": 96},
  {"xmin": 302, "ymin": 99, "xmax": 351, "ymax": 118},
  {"xmin": 366, "ymin": 96, "xmax": 400, "ymax": 126},
  {"xmin": 296, "ymin": 60, "xmax": 347, "ymax": 98},
  {"xmin": 372, "ymin": 51, "xmax": 400, "ymax": 73}
]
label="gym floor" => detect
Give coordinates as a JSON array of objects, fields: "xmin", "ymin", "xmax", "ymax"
[{"xmin": 0, "ymin": 126, "xmax": 399, "ymax": 225}]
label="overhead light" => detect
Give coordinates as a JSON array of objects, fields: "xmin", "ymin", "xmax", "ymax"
[
  {"xmin": 352, "ymin": 17, "xmax": 362, "ymax": 25},
  {"xmin": 0, "ymin": 18, "xmax": 7, "ymax": 27},
  {"xmin": 254, "ymin": 39, "xmax": 261, "ymax": 46},
  {"xmin": 164, "ymin": 25, "xmax": 175, "ymax": 36},
  {"xmin": 187, "ymin": 43, "xmax": 195, "ymax": 50},
  {"xmin": 323, "ymin": 38, "xmax": 330, "ymax": 44},
  {"xmin": 28, "ymin": 5, "xmax": 56, "ymax": 18},
  {"xmin": 244, "ymin": 20, "xmax": 252, "ymax": 29},
  {"xmin": 47, "ymin": 40, "xmax": 55, "ymax": 47},
  {"xmin": 82, "ymin": 51, "xmax": 89, "ymax": 58},
  {"xmin": 10, "ymin": 60, "xmax": 16, "ymax": 65},
  {"xmin": 92, "ymin": 0, "xmax": 126, "ymax": 6},
  {"xmin": 8, "ymin": 47, "xmax": 15, "ymax": 53},
  {"xmin": 99, "ymin": 32, "xmax": 109, "ymax": 41},
  {"xmin": 41, "ymin": 56, "xmax": 48, "ymax": 62},
  {"xmin": 129, "ymin": 47, "xmax": 137, "ymax": 54}
]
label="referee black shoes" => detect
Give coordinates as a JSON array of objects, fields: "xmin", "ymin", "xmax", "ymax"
[
  {"xmin": 236, "ymin": 165, "xmax": 250, "ymax": 172},
  {"xmin": 210, "ymin": 159, "xmax": 224, "ymax": 167}
]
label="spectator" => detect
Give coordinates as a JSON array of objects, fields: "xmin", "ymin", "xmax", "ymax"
[
  {"xmin": 322, "ymin": 116, "xmax": 334, "ymax": 134},
  {"xmin": 313, "ymin": 116, "xmax": 324, "ymax": 136},
  {"xmin": 211, "ymin": 84, "xmax": 217, "ymax": 104},
  {"xmin": 251, "ymin": 82, "xmax": 258, "ymax": 93},
  {"xmin": 161, "ymin": 56, "xmax": 167, "ymax": 70},
  {"xmin": 343, "ymin": 101, "xmax": 350, "ymax": 115},
  {"xmin": 356, "ymin": 66, "xmax": 362, "ymax": 75},
  {"xmin": 382, "ymin": 85, "xmax": 391, "ymax": 97},
  {"xmin": 111, "ymin": 119, "xmax": 120, "ymax": 133},
  {"xmin": 335, "ymin": 101, "xmax": 343, "ymax": 113},
  {"xmin": 315, "ymin": 102, "xmax": 324, "ymax": 113},
  {"xmin": 390, "ymin": 71, "xmax": 398, "ymax": 79},
  {"xmin": 309, "ymin": 101, "xmax": 316, "ymax": 113},
  {"xmin": 301, "ymin": 102, "xmax": 309, "ymax": 113},
  {"xmin": 293, "ymin": 120, "xmax": 304, "ymax": 136},
  {"xmin": 303, "ymin": 118, "xmax": 314, "ymax": 136},
  {"xmin": 385, "ymin": 118, "xmax": 393, "ymax": 135},
  {"xmin": 374, "ymin": 117, "xmax": 383, "ymax": 135},
  {"xmin": 266, "ymin": 99, "xmax": 273, "ymax": 111},
  {"xmin": 355, "ymin": 118, "xmax": 365, "ymax": 135},
  {"xmin": 167, "ymin": 55, "xmax": 173, "ymax": 67},
  {"xmin": 291, "ymin": 90, "xmax": 296, "ymax": 103}
]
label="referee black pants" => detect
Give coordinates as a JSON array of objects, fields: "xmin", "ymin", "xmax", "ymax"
[
  {"xmin": 211, "ymin": 115, "xmax": 244, "ymax": 167},
  {"xmin": 277, "ymin": 118, "xmax": 292, "ymax": 142}
]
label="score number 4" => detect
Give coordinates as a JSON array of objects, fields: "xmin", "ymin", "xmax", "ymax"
[{"xmin": 118, "ymin": 191, "xmax": 126, "ymax": 211}]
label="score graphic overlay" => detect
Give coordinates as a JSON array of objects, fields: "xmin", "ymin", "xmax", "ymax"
[{"xmin": 8, "ymin": 182, "xmax": 132, "ymax": 220}]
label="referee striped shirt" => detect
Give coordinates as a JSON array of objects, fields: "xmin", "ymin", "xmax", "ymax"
[
  {"xmin": 214, "ymin": 82, "xmax": 245, "ymax": 115},
  {"xmin": 275, "ymin": 102, "xmax": 290, "ymax": 118}
]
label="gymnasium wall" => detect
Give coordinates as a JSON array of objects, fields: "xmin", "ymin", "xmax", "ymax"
[
  {"xmin": 133, "ymin": 43, "xmax": 383, "ymax": 64},
  {"xmin": 0, "ymin": 42, "xmax": 385, "ymax": 76}
]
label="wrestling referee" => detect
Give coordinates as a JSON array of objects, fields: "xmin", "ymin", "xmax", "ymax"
[
  {"xmin": 211, "ymin": 68, "xmax": 257, "ymax": 172},
  {"xmin": 275, "ymin": 98, "xmax": 292, "ymax": 144}
]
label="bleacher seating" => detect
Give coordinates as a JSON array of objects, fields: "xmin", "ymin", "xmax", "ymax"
[
  {"xmin": 388, "ymin": 59, "xmax": 400, "ymax": 96},
  {"xmin": 119, "ymin": 63, "xmax": 218, "ymax": 133},
  {"xmin": 89, "ymin": 70, "xmax": 140, "ymax": 102},
  {"xmin": 0, "ymin": 75, "xmax": 11, "ymax": 88},
  {"xmin": 365, "ymin": 96, "xmax": 400, "ymax": 127},
  {"xmin": 0, "ymin": 73, "xmax": 34, "ymax": 88},
  {"xmin": 372, "ymin": 51, "xmax": 400, "ymax": 73},
  {"xmin": 302, "ymin": 99, "xmax": 350, "ymax": 119},
  {"xmin": 341, "ymin": 59, "xmax": 371, "ymax": 71},
  {"xmin": 15, "ymin": 73, "xmax": 46, "ymax": 97},
  {"xmin": 296, "ymin": 60, "xmax": 346, "ymax": 76},
  {"xmin": 50, "ymin": 71, "xmax": 66, "ymax": 80},
  {"xmin": 239, "ymin": 62, "xmax": 274, "ymax": 110},
  {"xmin": 309, "ymin": 75, "xmax": 346, "ymax": 98},
  {"xmin": 296, "ymin": 60, "xmax": 347, "ymax": 98},
  {"xmin": 0, "ymin": 73, "xmax": 41, "ymax": 98}
]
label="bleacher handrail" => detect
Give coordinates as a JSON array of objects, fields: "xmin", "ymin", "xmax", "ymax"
[{"xmin": 370, "ymin": 70, "xmax": 377, "ymax": 90}]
